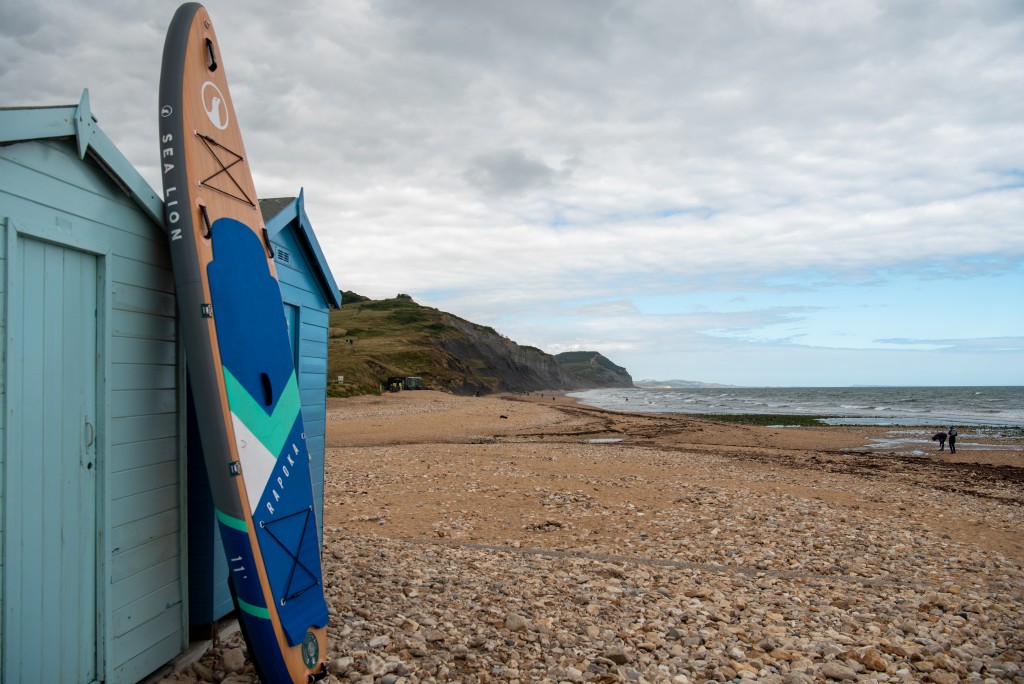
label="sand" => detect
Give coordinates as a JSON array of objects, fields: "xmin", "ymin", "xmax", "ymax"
[
  {"xmin": 324, "ymin": 391, "xmax": 1024, "ymax": 564},
  {"xmin": 163, "ymin": 390, "xmax": 1024, "ymax": 683}
]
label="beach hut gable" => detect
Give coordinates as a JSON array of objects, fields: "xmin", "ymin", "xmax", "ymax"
[
  {"xmin": 1, "ymin": 91, "xmax": 185, "ymax": 683},
  {"xmin": 262, "ymin": 189, "xmax": 342, "ymax": 310}
]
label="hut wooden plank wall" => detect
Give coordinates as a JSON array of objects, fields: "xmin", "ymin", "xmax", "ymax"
[
  {"xmin": 187, "ymin": 190, "xmax": 341, "ymax": 627},
  {"xmin": 0, "ymin": 92, "xmax": 186, "ymax": 683}
]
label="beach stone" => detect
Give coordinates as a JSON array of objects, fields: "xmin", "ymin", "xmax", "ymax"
[
  {"xmin": 192, "ymin": 662, "xmax": 215, "ymax": 681},
  {"xmin": 859, "ymin": 648, "xmax": 887, "ymax": 672},
  {"xmin": 604, "ymin": 647, "xmax": 632, "ymax": 665},
  {"xmin": 505, "ymin": 613, "xmax": 530, "ymax": 632},
  {"xmin": 328, "ymin": 657, "xmax": 352, "ymax": 675},
  {"xmin": 820, "ymin": 661, "xmax": 857, "ymax": 680},
  {"xmin": 783, "ymin": 674, "xmax": 815, "ymax": 684},
  {"xmin": 928, "ymin": 673, "xmax": 959, "ymax": 684},
  {"xmin": 368, "ymin": 635, "xmax": 390, "ymax": 649},
  {"xmin": 221, "ymin": 647, "xmax": 245, "ymax": 674},
  {"xmin": 220, "ymin": 676, "xmax": 251, "ymax": 684}
]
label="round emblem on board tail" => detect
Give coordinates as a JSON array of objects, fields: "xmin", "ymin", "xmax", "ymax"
[
  {"xmin": 201, "ymin": 81, "xmax": 229, "ymax": 130},
  {"xmin": 302, "ymin": 630, "xmax": 320, "ymax": 670}
]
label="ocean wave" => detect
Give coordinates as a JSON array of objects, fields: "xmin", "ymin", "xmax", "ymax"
[{"xmin": 568, "ymin": 386, "xmax": 1024, "ymax": 427}]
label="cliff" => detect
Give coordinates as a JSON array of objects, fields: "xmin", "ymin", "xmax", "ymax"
[{"xmin": 328, "ymin": 294, "xmax": 633, "ymax": 396}]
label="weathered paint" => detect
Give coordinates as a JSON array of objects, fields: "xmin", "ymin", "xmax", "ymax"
[{"xmin": 1, "ymin": 100, "xmax": 185, "ymax": 683}]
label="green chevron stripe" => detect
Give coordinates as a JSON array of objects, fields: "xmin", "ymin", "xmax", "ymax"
[
  {"xmin": 215, "ymin": 508, "xmax": 247, "ymax": 533},
  {"xmin": 222, "ymin": 368, "xmax": 300, "ymax": 458},
  {"xmin": 237, "ymin": 597, "xmax": 271, "ymax": 620}
]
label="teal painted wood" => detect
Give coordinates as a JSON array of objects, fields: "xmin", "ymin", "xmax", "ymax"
[
  {"xmin": 273, "ymin": 229, "xmax": 331, "ymax": 541},
  {"xmin": 109, "ymin": 336, "xmax": 177, "ymax": 366},
  {"xmin": 0, "ymin": 141, "xmax": 163, "ymax": 235},
  {"xmin": 185, "ymin": 425, "xmax": 234, "ymax": 623},
  {"xmin": 111, "ymin": 307, "xmax": 177, "ymax": 341},
  {"xmin": 4, "ymin": 236, "xmax": 99, "ymax": 683},
  {"xmin": 110, "ymin": 388, "xmax": 178, "ymax": 419},
  {"xmin": 110, "ymin": 363, "xmax": 177, "ymax": 391},
  {"xmin": 0, "ymin": 104, "xmax": 78, "ymax": 145},
  {"xmin": 1, "ymin": 133, "xmax": 184, "ymax": 683},
  {"xmin": 0, "ymin": 220, "xmax": 6, "ymax": 678},
  {"xmin": 110, "ymin": 614, "xmax": 181, "ymax": 683},
  {"xmin": 109, "ymin": 485, "xmax": 178, "ymax": 528},
  {"xmin": 110, "ymin": 436, "xmax": 178, "ymax": 474},
  {"xmin": 299, "ymin": 355, "xmax": 328, "ymax": 375},
  {"xmin": 111, "ymin": 557, "xmax": 181, "ymax": 613},
  {"xmin": 0, "ymin": 93, "xmax": 162, "ymax": 226}
]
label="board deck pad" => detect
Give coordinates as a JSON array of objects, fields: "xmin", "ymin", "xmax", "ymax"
[
  {"xmin": 158, "ymin": 3, "xmax": 329, "ymax": 681},
  {"xmin": 208, "ymin": 217, "xmax": 328, "ymax": 646}
]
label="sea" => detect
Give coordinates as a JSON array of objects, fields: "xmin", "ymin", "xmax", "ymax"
[{"xmin": 568, "ymin": 386, "xmax": 1024, "ymax": 428}]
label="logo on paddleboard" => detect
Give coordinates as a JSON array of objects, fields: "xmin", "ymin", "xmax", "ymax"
[
  {"xmin": 201, "ymin": 81, "xmax": 229, "ymax": 130},
  {"xmin": 160, "ymin": 105, "xmax": 173, "ymax": 118},
  {"xmin": 301, "ymin": 631, "xmax": 319, "ymax": 669}
]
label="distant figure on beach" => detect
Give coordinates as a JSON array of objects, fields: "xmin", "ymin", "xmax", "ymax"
[
  {"xmin": 948, "ymin": 426, "xmax": 958, "ymax": 453},
  {"xmin": 931, "ymin": 431, "xmax": 947, "ymax": 450}
]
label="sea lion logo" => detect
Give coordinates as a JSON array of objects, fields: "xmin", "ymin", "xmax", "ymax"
[
  {"xmin": 301, "ymin": 631, "xmax": 319, "ymax": 669},
  {"xmin": 201, "ymin": 81, "xmax": 229, "ymax": 130}
]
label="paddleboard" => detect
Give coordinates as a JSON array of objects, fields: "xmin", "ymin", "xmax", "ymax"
[{"xmin": 158, "ymin": 4, "xmax": 329, "ymax": 681}]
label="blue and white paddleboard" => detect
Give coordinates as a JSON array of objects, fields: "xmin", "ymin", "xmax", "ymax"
[{"xmin": 159, "ymin": 4, "xmax": 329, "ymax": 681}]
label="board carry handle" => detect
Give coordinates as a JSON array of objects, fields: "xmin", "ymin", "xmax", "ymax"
[
  {"xmin": 260, "ymin": 372, "xmax": 273, "ymax": 406},
  {"xmin": 205, "ymin": 38, "xmax": 218, "ymax": 71},
  {"xmin": 199, "ymin": 203, "xmax": 213, "ymax": 238}
]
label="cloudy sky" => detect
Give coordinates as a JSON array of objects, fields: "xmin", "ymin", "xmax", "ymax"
[{"xmin": 3, "ymin": 0, "xmax": 1022, "ymax": 386}]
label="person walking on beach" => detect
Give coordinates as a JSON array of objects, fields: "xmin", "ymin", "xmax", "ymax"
[
  {"xmin": 948, "ymin": 426, "xmax": 958, "ymax": 453},
  {"xmin": 931, "ymin": 431, "xmax": 947, "ymax": 450}
]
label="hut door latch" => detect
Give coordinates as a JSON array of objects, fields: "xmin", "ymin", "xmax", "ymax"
[{"xmin": 83, "ymin": 415, "xmax": 96, "ymax": 470}]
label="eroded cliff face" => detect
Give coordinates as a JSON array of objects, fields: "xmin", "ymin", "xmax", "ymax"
[
  {"xmin": 438, "ymin": 316, "xmax": 632, "ymax": 395},
  {"xmin": 329, "ymin": 294, "xmax": 633, "ymax": 396}
]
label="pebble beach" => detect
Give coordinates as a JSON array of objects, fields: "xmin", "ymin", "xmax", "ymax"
[{"xmin": 155, "ymin": 390, "xmax": 1024, "ymax": 684}]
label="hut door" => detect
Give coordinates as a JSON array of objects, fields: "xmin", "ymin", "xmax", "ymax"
[{"xmin": 4, "ymin": 236, "xmax": 100, "ymax": 683}]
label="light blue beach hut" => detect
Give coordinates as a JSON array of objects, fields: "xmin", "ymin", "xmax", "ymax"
[
  {"xmin": 186, "ymin": 191, "xmax": 341, "ymax": 627},
  {"xmin": 1, "ymin": 93, "xmax": 340, "ymax": 681},
  {"xmin": 0, "ymin": 92, "xmax": 186, "ymax": 683}
]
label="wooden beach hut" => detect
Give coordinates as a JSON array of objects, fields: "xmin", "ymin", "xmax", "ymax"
[
  {"xmin": 0, "ymin": 92, "xmax": 186, "ymax": 682},
  {"xmin": 186, "ymin": 190, "xmax": 341, "ymax": 627},
  {"xmin": 1, "ymin": 93, "xmax": 340, "ymax": 680}
]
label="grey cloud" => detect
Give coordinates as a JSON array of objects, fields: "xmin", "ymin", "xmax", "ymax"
[
  {"xmin": 3, "ymin": 0, "xmax": 1022, "ymax": 384},
  {"xmin": 464, "ymin": 149, "xmax": 562, "ymax": 196},
  {"xmin": 0, "ymin": 1, "xmax": 44, "ymax": 40}
]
